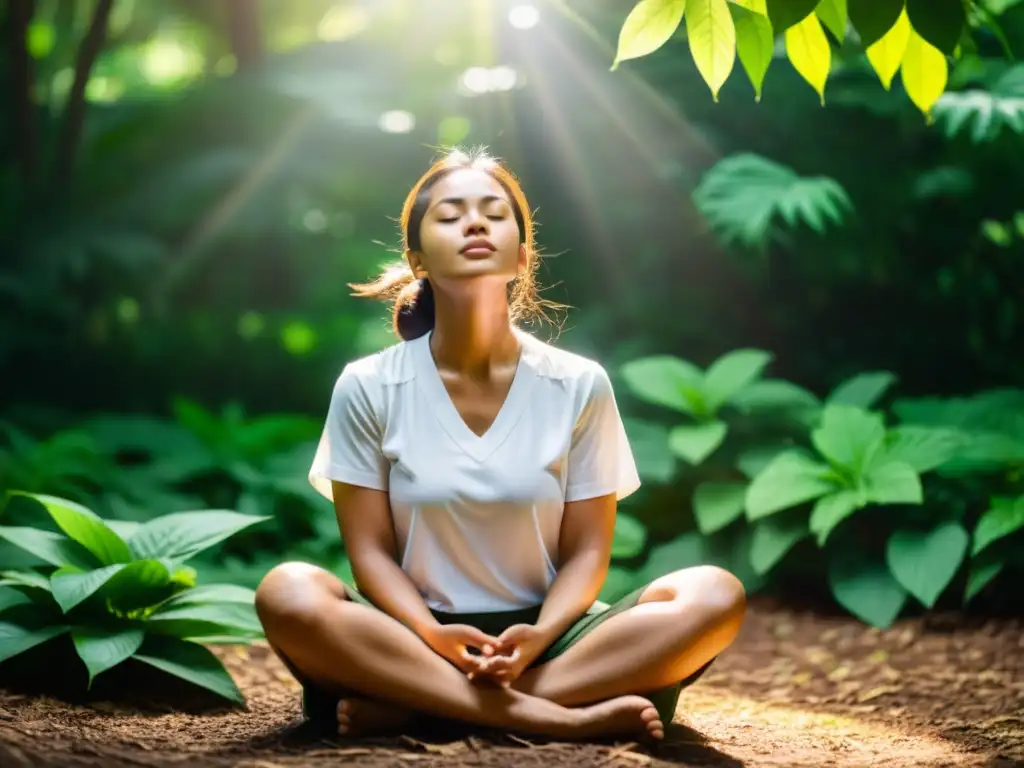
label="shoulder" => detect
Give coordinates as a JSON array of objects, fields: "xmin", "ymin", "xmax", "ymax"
[
  {"xmin": 332, "ymin": 335, "xmax": 421, "ymax": 398},
  {"xmin": 517, "ymin": 330, "xmax": 612, "ymax": 397}
]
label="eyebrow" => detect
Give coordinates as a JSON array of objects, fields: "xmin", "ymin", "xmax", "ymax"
[{"xmin": 430, "ymin": 195, "xmax": 508, "ymax": 209}]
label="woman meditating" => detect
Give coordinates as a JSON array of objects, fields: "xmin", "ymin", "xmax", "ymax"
[{"xmin": 254, "ymin": 148, "xmax": 746, "ymax": 741}]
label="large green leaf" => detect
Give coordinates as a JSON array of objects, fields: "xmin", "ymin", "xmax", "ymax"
[
  {"xmin": 668, "ymin": 421, "xmax": 727, "ymax": 464},
  {"xmin": 0, "ymin": 605, "xmax": 68, "ymax": 663},
  {"xmin": 598, "ymin": 566, "xmax": 638, "ymax": 603},
  {"xmin": 881, "ymin": 426, "xmax": 965, "ymax": 472},
  {"xmin": 736, "ymin": 444, "xmax": 791, "ymax": 479},
  {"xmin": 146, "ymin": 602, "xmax": 262, "ymax": 639},
  {"xmin": 848, "ymin": 0, "xmax": 906, "ymax": 47},
  {"xmin": 161, "ymin": 584, "xmax": 257, "ymax": 608},
  {"xmin": 620, "ymin": 356, "xmax": 704, "ymax": 414},
  {"xmin": 816, "ymin": 0, "xmax": 848, "ymax": 41},
  {"xmin": 811, "ymin": 404, "xmax": 886, "ymax": 475},
  {"xmin": 611, "ymin": 514, "xmax": 648, "ymax": 559},
  {"xmin": 901, "ymin": 27, "xmax": 948, "ymax": 116},
  {"xmin": 785, "ymin": 12, "xmax": 831, "ymax": 104},
  {"xmin": 686, "ymin": 0, "xmax": 736, "ymax": 101},
  {"xmin": 826, "ymin": 371, "xmax": 897, "ymax": 410},
  {"xmin": 730, "ymin": 379, "xmax": 820, "ymax": 415},
  {"xmin": 0, "ymin": 570, "xmax": 52, "ymax": 592},
  {"xmin": 50, "ymin": 564, "xmax": 126, "ymax": 613},
  {"xmin": 0, "ymin": 526, "xmax": 96, "ymax": 570},
  {"xmin": 765, "ymin": 0, "xmax": 818, "ymax": 31},
  {"xmin": 809, "ymin": 489, "xmax": 862, "ymax": 545},
  {"xmin": 886, "ymin": 523, "xmax": 969, "ymax": 608},
  {"xmin": 132, "ymin": 635, "xmax": 244, "ymax": 705},
  {"xmin": 128, "ymin": 511, "xmax": 269, "ymax": 561},
  {"xmin": 863, "ymin": 462, "xmax": 923, "ymax": 505},
  {"xmin": 613, "ymin": 0, "xmax": 688, "ymax": 69},
  {"xmin": 622, "ymin": 418, "xmax": 675, "ymax": 483},
  {"xmin": 72, "ymin": 627, "xmax": 145, "ymax": 686},
  {"xmin": 11, "ymin": 493, "xmax": 132, "ymax": 566},
  {"xmin": 828, "ymin": 554, "xmax": 907, "ymax": 629},
  {"xmin": 702, "ymin": 349, "xmax": 772, "ymax": 411},
  {"xmin": 964, "ymin": 558, "xmax": 1004, "ymax": 603},
  {"xmin": 746, "ymin": 451, "xmax": 837, "ymax": 519},
  {"xmin": 0, "ymin": 588, "xmax": 32, "ymax": 614},
  {"xmin": 866, "ymin": 9, "xmax": 911, "ymax": 90},
  {"xmin": 693, "ymin": 482, "xmax": 748, "ymax": 534},
  {"xmin": 905, "ymin": 0, "xmax": 964, "ymax": 55},
  {"xmin": 730, "ymin": 3, "xmax": 774, "ymax": 101},
  {"xmin": 749, "ymin": 509, "xmax": 809, "ymax": 575},
  {"xmin": 634, "ymin": 532, "xmax": 707, "ymax": 585},
  {"xmin": 972, "ymin": 495, "xmax": 1024, "ymax": 556},
  {"xmin": 99, "ymin": 559, "xmax": 175, "ymax": 612}
]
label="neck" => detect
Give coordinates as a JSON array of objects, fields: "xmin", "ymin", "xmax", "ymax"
[{"xmin": 429, "ymin": 286, "xmax": 519, "ymax": 375}]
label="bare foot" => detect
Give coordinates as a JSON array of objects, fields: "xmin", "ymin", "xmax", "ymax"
[
  {"xmin": 572, "ymin": 695, "xmax": 664, "ymax": 741},
  {"xmin": 336, "ymin": 697, "xmax": 416, "ymax": 736}
]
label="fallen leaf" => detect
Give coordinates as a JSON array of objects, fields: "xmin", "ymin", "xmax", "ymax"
[{"xmin": 857, "ymin": 685, "xmax": 902, "ymax": 703}]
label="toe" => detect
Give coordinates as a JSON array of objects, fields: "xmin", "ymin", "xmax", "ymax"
[
  {"xmin": 640, "ymin": 706, "xmax": 660, "ymax": 723},
  {"xmin": 336, "ymin": 699, "xmax": 352, "ymax": 717}
]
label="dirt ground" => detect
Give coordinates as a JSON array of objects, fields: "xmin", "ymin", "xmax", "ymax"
[{"xmin": 1, "ymin": 597, "xmax": 1021, "ymax": 768}]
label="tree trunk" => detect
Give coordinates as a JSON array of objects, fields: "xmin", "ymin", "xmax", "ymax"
[{"xmin": 6, "ymin": 0, "xmax": 38, "ymax": 200}]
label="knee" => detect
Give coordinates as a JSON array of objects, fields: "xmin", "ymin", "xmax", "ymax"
[
  {"xmin": 654, "ymin": 565, "xmax": 747, "ymax": 629},
  {"xmin": 254, "ymin": 561, "xmax": 334, "ymax": 631}
]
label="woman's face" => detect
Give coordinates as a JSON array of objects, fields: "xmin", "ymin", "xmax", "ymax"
[{"xmin": 409, "ymin": 168, "xmax": 525, "ymax": 287}]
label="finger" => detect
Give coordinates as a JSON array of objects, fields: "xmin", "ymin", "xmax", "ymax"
[
  {"xmin": 459, "ymin": 626, "xmax": 502, "ymax": 651},
  {"xmin": 458, "ymin": 648, "xmax": 487, "ymax": 677}
]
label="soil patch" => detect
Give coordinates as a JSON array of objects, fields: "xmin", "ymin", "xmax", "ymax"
[{"xmin": 1, "ymin": 597, "xmax": 1021, "ymax": 767}]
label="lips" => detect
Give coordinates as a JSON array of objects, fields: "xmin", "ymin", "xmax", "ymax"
[{"xmin": 460, "ymin": 239, "xmax": 496, "ymax": 254}]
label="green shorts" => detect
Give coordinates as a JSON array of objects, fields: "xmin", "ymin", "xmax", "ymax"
[{"xmin": 291, "ymin": 582, "xmax": 715, "ymax": 729}]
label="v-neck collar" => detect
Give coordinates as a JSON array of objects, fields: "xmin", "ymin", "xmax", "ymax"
[{"xmin": 412, "ymin": 328, "xmax": 536, "ymax": 463}]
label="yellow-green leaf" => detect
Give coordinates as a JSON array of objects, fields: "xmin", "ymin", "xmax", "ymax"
[
  {"xmin": 901, "ymin": 28, "xmax": 948, "ymax": 117},
  {"xmin": 786, "ymin": 12, "xmax": 831, "ymax": 104},
  {"xmin": 731, "ymin": 0, "xmax": 766, "ymax": 13},
  {"xmin": 731, "ymin": 4, "xmax": 774, "ymax": 101},
  {"xmin": 866, "ymin": 8, "xmax": 910, "ymax": 90},
  {"xmin": 687, "ymin": 0, "xmax": 737, "ymax": 100},
  {"xmin": 816, "ymin": 0, "xmax": 848, "ymax": 42},
  {"xmin": 613, "ymin": 0, "xmax": 688, "ymax": 69}
]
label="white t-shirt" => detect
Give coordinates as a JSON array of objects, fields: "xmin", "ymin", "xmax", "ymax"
[{"xmin": 309, "ymin": 328, "xmax": 641, "ymax": 613}]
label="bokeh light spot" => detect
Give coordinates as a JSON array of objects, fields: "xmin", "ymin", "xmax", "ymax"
[
  {"xmin": 509, "ymin": 5, "xmax": 540, "ymax": 30},
  {"xmin": 281, "ymin": 320, "xmax": 318, "ymax": 355}
]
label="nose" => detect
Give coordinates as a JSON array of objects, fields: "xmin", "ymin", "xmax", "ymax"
[{"xmin": 463, "ymin": 208, "xmax": 489, "ymax": 235}]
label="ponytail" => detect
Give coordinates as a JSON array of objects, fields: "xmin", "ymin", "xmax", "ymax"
[{"xmin": 394, "ymin": 277, "xmax": 435, "ymax": 341}]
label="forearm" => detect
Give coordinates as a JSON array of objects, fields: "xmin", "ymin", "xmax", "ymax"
[
  {"xmin": 535, "ymin": 551, "xmax": 607, "ymax": 641},
  {"xmin": 350, "ymin": 550, "xmax": 439, "ymax": 638}
]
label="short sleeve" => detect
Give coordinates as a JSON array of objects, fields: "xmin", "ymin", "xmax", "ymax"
[
  {"xmin": 564, "ymin": 365, "xmax": 641, "ymax": 503},
  {"xmin": 309, "ymin": 363, "xmax": 390, "ymax": 500}
]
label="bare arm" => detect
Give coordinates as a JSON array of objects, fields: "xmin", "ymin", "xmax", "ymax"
[
  {"xmin": 331, "ymin": 480, "xmax": 439, "ymax": 638},
  {"xmin": 534, "ymin": 492, "xmax": 617, "ymax": 642}
]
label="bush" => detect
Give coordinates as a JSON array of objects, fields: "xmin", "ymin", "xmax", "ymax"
[{"xmin": 0, "ymin": 492, "xmax": 267, "ymax": 704}]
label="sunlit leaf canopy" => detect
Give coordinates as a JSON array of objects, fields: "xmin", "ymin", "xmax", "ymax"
[{"xmin": 613, "ymin": 0, "xmax": 1020, "ymax": 115}]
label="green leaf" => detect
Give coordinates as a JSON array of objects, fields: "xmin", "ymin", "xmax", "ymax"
[
  {"xmin": 0, "ymin": 527, "xmax": 96, "ymax": 570},
  {"xmin": 132, "ymin": 635, "xmax": 244, "ymax": 705},
  {"xmin": 146, "ymin": 602, "xmax": 262, "ymax": 639},
  {"xmin": 786, "ymin": 12, "xmax": 832, "ymax": 104},
  {"xmin": 730, "ymin": 3, "xmax": 774, "ymax": 101},
  {"xmin": 828, "ymin": 553, "xmax": 908, "ymax": 628},
  {"xmin": 693, "ymin": 482, "xmax": 748, "ymax": 534},
  {"xmin": 864, "ymin": 462, "xmax": 923, "ymax": 505},
  {"xmin": 611, "ymin": 514, "xmax": 648, "ymax": 559},
  {"xmin": 749, "ymin": 509, "xmax": 809, "ymax": 574},
  {"xmin": 736, "ymin": 444, "xmax": 791, "ymax": 479},
  {"xmin": 613, "ymin": 0, "xmax": 688, "ymax": 69},
  {"xmin": 105, "ymin": 520, "xmax": 141, "ymax": 539},
  {"xmin": 72, "ymin": 627, "xmax": 145, "ymax": 686},
  {"xmin": 10, "ymin": 493, "xmax": 132, "ymax": 566},
  {"xmin": 886, "ymin": 522, "xmax": 969, "ymax": 608},
  {"xmin": 686, "ymin": 0, "xmax": 736, "ymax": 101},
  {"xmin": 668, "ymin": 421, "xmax": 727, "ymax": 464},
  {"xmin": 881, "ymin": 426, "xmax": 965, "ymax": 472},
  {"xmin": 816, "ymin": 0, "xmax": 848, "ymax": 41},
  {"xmin": 99, "ymin": 559, "xmax": 174, "ymax": 612},
  {"xmin": 730, "ymin": 379, "xmax": 820, "ymax": 413},
  {"xmin": 746, "ymin": 451, "xmax": 837, "ymax": 519},
  {"xmin": 809, "ymin": 489, "xmax": 862, "ymax": 545},
  {"xmin": 703, "ymin": 349, "xmax": 772, "ymax": 411},
  {"xmin": 634, "ymin": 531, "xmax": 706, "ymax": 585},
  {"xmin": 972, "ymin": 496, "xmax": 1024, "ymax": 556},
  {"xmin": 905, "ymin": 0, "xmax": 964, "ymax": 55},
  {"xmin": 811, "ymin": 404, "xmax": 886, "ymax": 475},
  {"xmin": 623, "ymin": 418, "xmax": 675, "ymax": 483},
  {"xmin": 620, "ymin": 356, "xmax": 704, "ymax": 414},
  {"xmin": 849, "ymin": 0, "xmax": 906, "ymax": 48},
  {"xmin": 161, "ymin": 584, "xmax": 257, "ymax": 608},
  {"xmin": 0, "ymin": 604, "xmax": 68, "ymax": 663},
  {"xmin": 901, "ymin": 28, "xmax": 949, "ymax": 116},
  {"xmin": 964, "ymin": 558, "xmax": 1004, "ymax": 603},
  {"xmin": 827, "ymin": 371, "xmax": 898, "ymax": 409},
  {"xmin": 766, "ymin": 0, "xmax": 818, "ymax": 32},
  {"xmin": 50, "ymin": 564, "xmax": 126, "ymax": 613},
  {"xmin": 0, "ymin": 588, "xmax": 32, "ymax": 614},
  {"xmin": 0, "ymin": 570, "xmax": 52, "ymax": 592},
  {"xmin": 128, "ymin": 511, "xmax": 269, "ymax": 561},
  {"xmin": 599, "ymin": 566, "xmax": 638, "ymax": 603}
]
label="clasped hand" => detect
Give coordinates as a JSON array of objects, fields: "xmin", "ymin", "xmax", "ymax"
[{"xmin": 421, "ymin": 622, "xmax": 549, "ymax": 686}]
